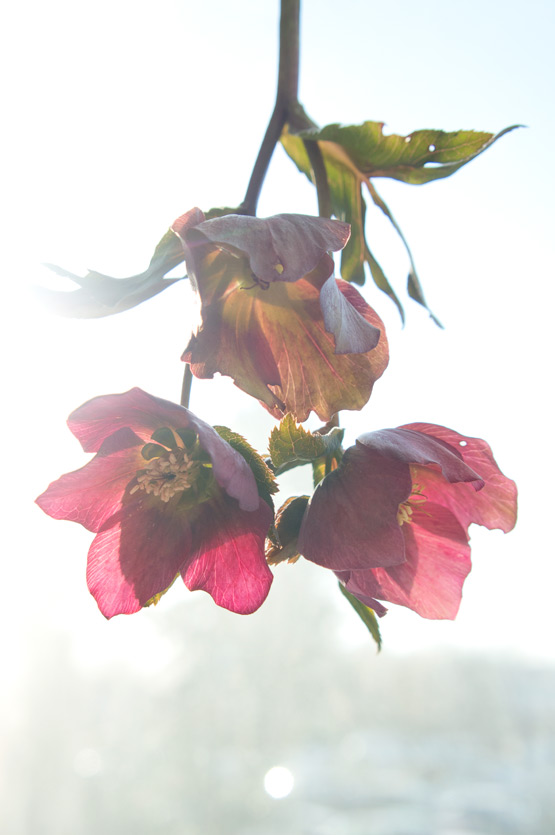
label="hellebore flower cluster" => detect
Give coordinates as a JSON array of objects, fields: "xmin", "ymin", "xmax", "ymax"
[
  {"xmin": 172, "ymin": 208, "xmax": 389, "ymax": 422},
  {"xmin": 296, "ymin": 423, "xmax": 517, "ymax": 619},
  {"xmin": 36, "ymin": 388, "xmax": 274, "ymax": 617}
]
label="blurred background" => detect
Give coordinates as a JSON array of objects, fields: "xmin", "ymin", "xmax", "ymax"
[{"xmin": 2, "ymin": 0, "xmax": 554, "ymax": 832}]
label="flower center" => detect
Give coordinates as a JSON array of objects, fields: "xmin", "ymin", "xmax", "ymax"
[
  {"xmin": 131, "ymin": 447, "xmax": 201, "ymax": 503},
  {"xmin": 397, "ymin": 483, "xmax": 428, "ymax": 526}
]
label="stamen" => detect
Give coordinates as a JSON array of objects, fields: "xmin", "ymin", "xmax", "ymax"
[
  {"xmin": 397, "ymin": 483, "xmax": 429, "ymax": 526},
  {"xmin": 130, "ymin": 446, "xmax": 200, "ymax": 502}
]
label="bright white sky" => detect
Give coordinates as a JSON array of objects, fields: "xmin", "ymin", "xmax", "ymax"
[{"xmin": 2, "ymin": 0, "xmax": 554, "ymax": 682}]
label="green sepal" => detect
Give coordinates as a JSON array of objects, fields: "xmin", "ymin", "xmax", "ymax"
[
  {"xmin": 269, "ymin": 414, "xmax": 345, "ymax": 475},
  {"xmin": 338, "ymin": 582, "xmax": 382, "ymax": 652},
  {"xmin": 204, "ymin": 206, "xmax": 241, "ymax": 220},
  {"xmin": 214, "ymin": 426, "xmax": 278, "ymax": 508}
]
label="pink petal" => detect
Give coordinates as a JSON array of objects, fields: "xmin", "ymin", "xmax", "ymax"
[
  {"xmin": 341, "ymin": 503, "xmax": 471, "ymax": 620},
  {"xmin": 87, "ymin": 494, "xmax": 194, "ymax": 618},
  {"xmin": 183, "ymin": 496, "xmax": 274, "ymax": 615},
  {"xmin": 68, "ymin": 388, "xmax": 259, "ymax": 511},
  {"xmin": 184, "ymin": 212, "xmax": 350, "ymax": 284},
  {"xmin": 36, "ymin": 428, "xmax": 143, "ymax": 532},
  {"xmin": 401, "ymin": 423, "xmax": 517, "ymax": 533},
  {"xmin": 170, "ymin": 206, "xmax": 206, "ymax": 238},
  {"xmin": 298, "ymin": 443, "xmax": 411, "ymax": 570}
]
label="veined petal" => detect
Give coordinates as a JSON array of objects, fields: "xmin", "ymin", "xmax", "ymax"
[
  {"xmin": 87, "ymin": 494, "xmax": 194, "ymax": 618},
  {"xmin": 183, "ymin": 495, "xmax": 274, "ymax": 614},
  {"xmin": 339, "ymin": 503, "xmax": 471, "ymax": 620},
  {"xmin": 182, "ymin": 248, "xmax": 388, "ymax": 422},
  {"xmin": 298, "ymin": 443, "xmax": 411, "ymax": 570},
  {"xmin": 36, "ymin": 428, "xmax": 143, "ymax": 532},
  {"xmin": 67, "ymin": 388, "xmax": 259, "ymax": 511},
  {"xmin": 401, "ymin": 423, "xmax": 517, "ymax": 532}
]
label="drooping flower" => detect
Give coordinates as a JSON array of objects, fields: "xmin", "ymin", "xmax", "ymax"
[
  {"xmin": 36, "ymin": 388, "xmax": 275, "ymax": 617},
  {"xmin": 297, "ymin": 423, "xmax": 517, "ymax": 619},
  {"xmin": 172, "ymin": 208, "xmax": 389, "ymax": 422}
]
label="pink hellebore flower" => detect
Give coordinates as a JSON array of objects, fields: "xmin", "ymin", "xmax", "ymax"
[
  {"xmin": 298, "ymin": 423, "xmax": 517, "ymax": 619},
  {"xmin": 172, "ymin": 209, "xmax": 389, "ymax": 422},
  {"xmin": 36, "ymin": 388, "xmax": 274, "ymax": 617}
]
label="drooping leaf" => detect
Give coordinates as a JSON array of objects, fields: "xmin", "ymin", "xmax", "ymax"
[
  {"xmin": 37, "ymin": 227, "xmax": 186, "ymax": 318},
  {"xmin": 338, "ymin": 581, "xmax": 382, "ymax": 651},
  {"xmin": 269, "ymin": 413, "xmax": 344, "ymax": 474},
  {"xmin": 215, "ymin": 425, "xmax": 278, "ymax": 508},
  {"xmin": 281, "ymin": 121, "xmax": 519, "ymax": 322}
]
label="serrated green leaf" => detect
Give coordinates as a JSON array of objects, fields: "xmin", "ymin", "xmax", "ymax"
[
  {"xmin": 282, "ymin": 121, "xmax": 519, "ymax": 323},
  {"xmin": 338, "ymin": 582, "xmax": 382, "ymax": 651},
  {"xmin": 269, "ymin": 413, "xmax": 344, "ymax": 474},
  {"xmin": 214, "ymin": 426, "xmax": 278, "ymax": 507}
]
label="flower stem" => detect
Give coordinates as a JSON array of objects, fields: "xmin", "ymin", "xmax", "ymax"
[
  {"xmin": 181, "ymin": 363, "xmax": 193, "ymax": 409},
  {"xmin": 239, "ymin": 0, "xmax": 301, "ymax": 216}
]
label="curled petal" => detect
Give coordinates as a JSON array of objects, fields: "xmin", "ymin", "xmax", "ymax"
[
  {"xmin": 67, "ymin": 388, "xmax": 259, "ymax": 511},
  {"xmin": 183, "ymin": 496, "xmax": 274, "ymax": 614},
  {"xmin": 298, "ymin": 443, "xmax": 412, "ymax": 570},
  {"xmin": 339, "ymin": 503, "xmax": 471, "ymax": 620},
  {"xmin": 401, "ymin": 423, "xmax": 517, "ymax": 533},
  {"xmin": 357, "ymin": 427, "xmax": 484, "ymax": 487},
  {"xmin": 35, "ymin": 428, "xmax": 143, "ymax": 532},
  {"xmin": 180, "ymin": 212, "xmax": 350, "ymax": 284},
  {"xmin": 319, "ymin": 275, "xmax": 381, "ymax": 353}
]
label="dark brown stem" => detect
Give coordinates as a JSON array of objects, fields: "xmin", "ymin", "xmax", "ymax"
[
  {"xmin": 239, "ymin": 0, "xmax": 301, "ymax": 216},
  {"xmin": 180, "ymin": 363, "xmax": 193, "ymax": 409}
]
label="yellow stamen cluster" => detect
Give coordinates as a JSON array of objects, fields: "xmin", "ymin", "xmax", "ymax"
[
  {"xmin": 396, "ymin": 483, "xmax": 428, "ymax": 526},
  {"xmin": 131, "ymin": 449, "xmax": 199, "ymax": 503}
]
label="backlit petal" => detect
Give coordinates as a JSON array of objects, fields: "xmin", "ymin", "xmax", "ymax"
[
  {"xmin": 87, "ymin": 493, "xmax": 194, "ymax": 618},
  {"xmin": 183, "ymin": 496, "xmax": 274, "ymax": 614},
  {"xmin": 36, "ymin": 428, "xmax": 143, "ymax": 532},
  {"xmin": 340, "ymin": 503, "xmax": 471, "ymax": 619}
]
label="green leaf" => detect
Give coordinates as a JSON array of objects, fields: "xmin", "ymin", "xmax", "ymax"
[
  {"xmin": 214, "ymin": 426, "xmax": 278, "ymax": 507},
  {"xmin": 268, "ymin": 414, "xmax": 344, "ymax": 475},
  {"xmin": 338, "ymin": 582, "xmax": 382, "ymax": 651},
  {"xmin": 281, "ymin": 121, "xmax": 519, "ymax": 322},
  {"xmin": 38, "ymin": 227, "xmax": 185, "ymax": 319}
]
